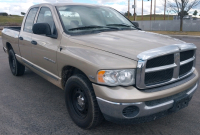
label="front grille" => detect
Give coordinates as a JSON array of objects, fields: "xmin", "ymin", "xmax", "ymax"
[
  {"xmin": 137, "ymin": 45, "xmax": 196, "ymax": 89},
  {"xmin": 180, "ymin": 50, "xmax": 194, "ymax": 62},
  {"xmin": 146, "ymin": 54, "xmax": 174, "ymax": 68},
  {"xmin": 145, "ymin": 69, "xmax": 173, "ymax": 85},
  {"xmin": 179, "ymin": 61, "xmax": 193, "ymax": 77}
]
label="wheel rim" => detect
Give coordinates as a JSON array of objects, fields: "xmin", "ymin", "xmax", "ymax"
[
  {"xmin": 71, "ymin": 87, "xmax": 88, "ymax": 119},
  {"xmin": 9, "ymin": 54, "xmax": 16, "ymax": 72}
]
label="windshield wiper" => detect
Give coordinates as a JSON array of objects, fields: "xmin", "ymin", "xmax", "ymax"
[
  {"xmin": 106, "ymin": 24, "xmax": 132, "ymax": 27},
  {"xmin": 68, "ymin": 25, "xmax": 104, "ymax": 31},
  {"xmin": 68, "ymin": 25, "xmax": 118, "ymax": 31}
]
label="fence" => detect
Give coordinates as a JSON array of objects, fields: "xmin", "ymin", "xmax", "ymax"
[{"xmin": 137, "ymin": 20, "xmax": 200, "ymax": 32}]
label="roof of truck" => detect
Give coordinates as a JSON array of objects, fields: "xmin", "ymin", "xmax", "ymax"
[{"xmin": 32, "ymin": 3, "xmax": 104, "ymax": 7}]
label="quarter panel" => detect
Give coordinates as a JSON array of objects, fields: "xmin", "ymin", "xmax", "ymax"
[{"xmin": 2, "ymin": 29, "xmax": 20, "ymax": 55}]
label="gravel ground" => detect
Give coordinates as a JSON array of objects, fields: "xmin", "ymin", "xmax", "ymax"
[{"xmin": 0, "ymin": 36, "xmax": 200, "ymax": 135}]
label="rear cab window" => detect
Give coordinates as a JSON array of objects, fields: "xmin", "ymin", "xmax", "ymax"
[{"xmin": 23, "ymin": 7, "xmax": 39, "ymax": 33}]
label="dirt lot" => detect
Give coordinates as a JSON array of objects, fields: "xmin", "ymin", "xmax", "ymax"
[{"xmin": 0, "ymin": 36, "xmax": 200, "ymax": 135}]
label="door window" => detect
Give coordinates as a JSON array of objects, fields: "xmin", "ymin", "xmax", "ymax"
[{"xmin": 37, "ymin": 7, "xmax": 57, "ymax": 35}]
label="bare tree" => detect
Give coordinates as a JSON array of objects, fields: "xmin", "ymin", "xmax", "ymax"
[{"xmin": 167, "ymin": 0, "xmax": 200, "ymax": 31}]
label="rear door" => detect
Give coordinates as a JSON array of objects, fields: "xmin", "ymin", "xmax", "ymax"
[
  {"xmin": 31, "ymin": 6, "xmax": 60, "ymax": 75},
  {"xmin": 19, "ymin": 7, "xmax": 39, "ymax": 62}
]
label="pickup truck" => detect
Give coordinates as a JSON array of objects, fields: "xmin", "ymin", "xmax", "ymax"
[{"xmin": 2, "ymin": 3, "xmax": 199, "ymax": 129}]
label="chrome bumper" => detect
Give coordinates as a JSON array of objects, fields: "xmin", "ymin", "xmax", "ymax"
[{"xmin": 97, "ymin": 83, "xmax": 198, "ymax": 120}]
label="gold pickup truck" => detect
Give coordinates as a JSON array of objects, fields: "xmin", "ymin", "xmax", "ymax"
[{"xmin": 2, "ymin": 3, "xmax": 199, "ymax": 129}]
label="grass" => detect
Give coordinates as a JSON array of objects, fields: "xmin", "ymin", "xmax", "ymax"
[
  {"xmin": 127, "ymin": 14, "xmax": 174, "ymax": 21},
  {"xmin": 0, "ymin": 15, "xmax": 23, "ymax": 26},
  {"xmin": 149, "ymin": 31, "xmax": 200, "ymax": 36},
  {"xmin": 0, "ymin": 14, "xmax": 173, "ymax": 26}
]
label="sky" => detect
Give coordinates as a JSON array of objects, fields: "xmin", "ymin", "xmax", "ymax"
[{"xmin": 0, "ymin": 0, "xmax": 200, "ymax": 16}]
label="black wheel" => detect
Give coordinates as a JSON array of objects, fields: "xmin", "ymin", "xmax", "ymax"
[
  {"xmin": 8, "ymin": 49, "xmax": 25, "ymax": 76},
  {"xmin": 65, "ymin": 74, "xmax": 104, "ymax": 129}
]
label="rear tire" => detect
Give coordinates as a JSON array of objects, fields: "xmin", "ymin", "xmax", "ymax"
[
  {"xmin": 8, "ymin": 49, "xmax": 25, "ymax": 76},
  {"xmin": 65, "ymin": 74, "xmax": 104, "ymax": 129}
]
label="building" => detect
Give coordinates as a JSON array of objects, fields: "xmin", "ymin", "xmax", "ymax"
[{"xmin": 192, "ymin": 15, "xmax": 200, "ymax": 20}]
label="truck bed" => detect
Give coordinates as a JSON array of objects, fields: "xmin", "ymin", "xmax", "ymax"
[
  {"xmin": 2, "ymin": 27, "xmax": 21, "ymax": 56},
  {"xmin": 4, "ymin": 27, "xmax": 21, "ymax": 32}
]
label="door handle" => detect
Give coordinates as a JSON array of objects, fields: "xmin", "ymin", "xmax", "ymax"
[
  {"xmin": 19, "ymin": 37, "xmax": 23, "ymax": 40},
  {"xmin": 31, "ymin": 40, "xmax": 37, "ymax": 45}
]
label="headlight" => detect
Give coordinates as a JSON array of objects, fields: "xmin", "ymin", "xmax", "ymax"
[{"xmin": 97, "ymin": 69, "xmax": 135, "ymax": 86}]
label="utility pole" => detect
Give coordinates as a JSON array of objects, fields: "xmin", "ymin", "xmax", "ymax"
[
  {"xmin": 142, "ymin": 0, "xmax": 143, "ymax": 20},
  {"xmin": 128, "ymin": 0, "xmax": 130, "ymax": 19},
  {"xmin": 134, "ymin": 0, "xmax": 136, "ymax": 21},
  {"xmin": 164, "ymin": 0, "xmax": 166, "ymax": 20},
  {"xmin": 168, "ymin": 10, "xmax": 170, "ymax": 20},
  {"xmin": 150, "ymin": 0, "xmax": 153, "ymax": 20},
  {"xmin": 154, "ymin": 0, "xmax": 156, "ymax": 20}
]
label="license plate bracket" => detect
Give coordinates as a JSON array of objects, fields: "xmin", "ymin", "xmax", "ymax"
[{"xmin": 169, "ymin": 94, "xmax": 191, "ymax": 112}]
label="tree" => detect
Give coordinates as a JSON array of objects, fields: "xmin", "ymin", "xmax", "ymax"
[
  {"xmin": 167, "ymin": 0, "xmax": 200, "ymax": 31},
  {"xmin": 193, "ymin": 10, "xmax": 198, "ymax": 16},
  {"xmin": 178, "ymin": 11, "xmax": 188, "ymax": 16},
  {"xmin": 1, "ymin": 13, "xmax": 8, "ymax": 16},
  {"xmin": 124, "ymin": 11, "xmax": 132, "ymax": 16},
  {"xmin": 21, "ymin": 12, "xmax": 25, "ymax": 16}
]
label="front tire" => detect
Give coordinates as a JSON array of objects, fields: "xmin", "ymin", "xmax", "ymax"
[
  {"xmin": 8, "ymin": 49, "xmax": 25, "ymax": 76},
  {"xmin": 65, "ymin": 74, "xmax": 104, "ymax": 129}
]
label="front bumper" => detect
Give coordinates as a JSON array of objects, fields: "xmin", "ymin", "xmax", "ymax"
[
  {"xmin": 93, "ymin": 70, "xmax": 199, "ymax": 123},
  {"xmin": 97, "ymin": 83, "xmax": 197, "ymax": 121}
]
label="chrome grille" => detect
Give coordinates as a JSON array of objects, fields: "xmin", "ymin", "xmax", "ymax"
[
  {"xmin": 145, "ymin": 68, "xmax": 173, "ymax": 85},
  {"xmin": 136, "ymin": 43, "xmax": 196, "ymax": 89},
  {"xmin": 180, "ymin": 50, "xmax": 194, "ymax": 62},
  {"xmin": 179, "ymin": 61, "xmax": 194, "ymax": 77},
  {"xmin": 146, "ymin": 54, "xmax": 174, "ymax": 68}
]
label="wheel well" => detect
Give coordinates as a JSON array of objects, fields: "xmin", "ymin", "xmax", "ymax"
[
  {"xmin": 6, "ymin": 42, "xmax": 13, "ymax": 51},
  {"xmin": 61, "ymin": 66, "xmax": 88, "ymax": 88}
]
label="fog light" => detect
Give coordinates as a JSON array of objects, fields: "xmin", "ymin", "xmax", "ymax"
[{"xmin": 122, "ymin": 106, "xmax": 139, "ymax": 118}]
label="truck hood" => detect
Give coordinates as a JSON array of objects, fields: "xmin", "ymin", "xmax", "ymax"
[{"xmin": 71, "ymin": 30, "xmax": 186, "ymax": 60}]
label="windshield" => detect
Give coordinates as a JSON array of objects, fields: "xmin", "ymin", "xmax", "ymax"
[{"xmin": 56, "ymin": 5, "xmax": 136, "ymax": 35}]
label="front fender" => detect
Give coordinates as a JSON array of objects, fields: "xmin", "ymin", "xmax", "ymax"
[{"xmin": 57, "ymin": 40, "xmax": 137, "ymax": 83}]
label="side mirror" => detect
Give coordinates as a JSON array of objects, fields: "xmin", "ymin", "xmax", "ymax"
[
  {"xmin": 32, "ymin": 23, "xmax": 57, "ymax": 39},
  {"xmin": 132, "ymin": 21, "xmax": 141, "ymax": 30},
  {"xmin": 132, "ymin": 21, "xmax": 139, "ymax": 28}
]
